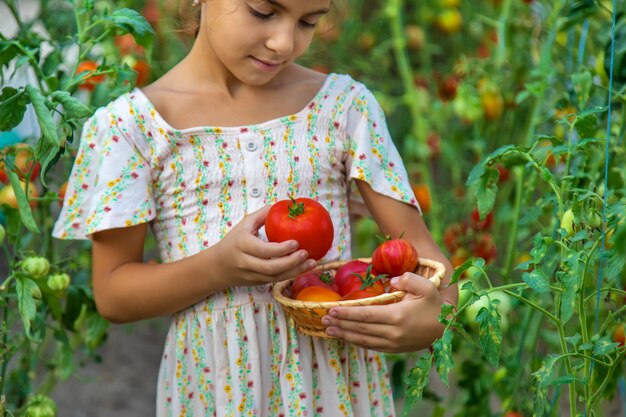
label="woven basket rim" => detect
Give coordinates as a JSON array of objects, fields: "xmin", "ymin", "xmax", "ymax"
[{"xmin": 271, "ymin": 256, "xmax": 446, "ymax": 309}]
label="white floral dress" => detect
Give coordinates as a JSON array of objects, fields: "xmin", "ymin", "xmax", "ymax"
[{"xmin": 53, "ymin": 73, "xmax": 420, "ymax": 417}]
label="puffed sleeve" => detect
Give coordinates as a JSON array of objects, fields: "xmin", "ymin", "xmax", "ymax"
[
  {"xmin": 52, "ymin": 107, "xmax": 156, "ymax": 240},
  {"xmin": 344, "ymin": 85, "xmax": 420, "ymax": 213}
]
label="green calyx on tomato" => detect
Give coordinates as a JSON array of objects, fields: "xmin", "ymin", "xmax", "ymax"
[
  {"xmin": 47, "ymin": 273, "xmax": 71, "ymax": 292},
  {"xmin": 21, "ymin": 256, "xmax": 50, "ymax": 279},
  {"xmin": 25, "ymin": 394, "xmax": 57, "ymax": 417},
  {"xmin": 358, "ymin": 264, "xmax": 387, "ymax": 291}
]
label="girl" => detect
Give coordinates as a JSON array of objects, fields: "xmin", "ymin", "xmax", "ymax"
[{"xmin": 53, "ymin": 0, "xmax": 457, "ymax": 415}]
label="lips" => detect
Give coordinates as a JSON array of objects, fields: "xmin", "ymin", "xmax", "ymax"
[{"xmin": 251, "ymin": 56, "xmax": 283, "ymax": 71}]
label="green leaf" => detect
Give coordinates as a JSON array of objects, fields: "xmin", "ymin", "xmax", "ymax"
[
  {"xmin": 103, "ymin": 8, "xmax": 155, "ymax": 53},
  {"xmin": 51, "ymin": 91, "xmax": 93, "ymax": 119},
  {"xmin": 85, "ymin": 311, "xmax": 109, "ymax": 350},
  {"xmin": 438, "ymin": 304, "xmax": 455, "ymax": 326},
  {"xmin": 26, "ymin": 85, "xmax": 60, "ymax": 147},
  {"xmin": 0, "ymin": 41, "xmax": 19, "ymax": 67},
  {"xmin": 16, "ymin": 277, "xmax": 42, "ymax": 342},
  {"xmin": 530, "ymin": 233, "xmax": 547, "ymax": 263},
  {"xmin": 476, "ymin": 167, "xmax": 498, "ymax": 219},
  {"xmin": 402, "ymin": 354, "xmax": 432, "ymax": 416},
  {"xmin": 523, "ymin": 269, "xmax": 550, "ymax": 293},
  {"xmin": 432, "ymin": 328, "xmax": 454, "ymax": 386},
  {"xmin": 592, "ymin": 336, "xmax": 619, "ymax": 356},
  {"xmin": 532, "ymin": 354, "xmax": 559, "ymax": 417},
  {"xmin": 450, "ymin": 258, "xmax": 473, "ymax": 285},
  {"xmin": 0, "ymin": 87, "xmax": 29, "ymax": 130},
  {"xmin": 7, "ymin": 171, "xmax": 40, "ymax": 233},
  {"xmin": 476, "ymin": 304, "xmax": 502, "ymax": 367},
  {"xmin": 573, "ymin": 113, "xmax": 598, "ymax": 139}
]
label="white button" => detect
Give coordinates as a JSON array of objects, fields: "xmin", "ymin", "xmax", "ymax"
[
  {"xmin": 245, "ymin": 142, "xmax": 257, "ymax": 152},
  {"xmin": 250, "ymin": 187, "xmax": 261, "ymax": 198}
]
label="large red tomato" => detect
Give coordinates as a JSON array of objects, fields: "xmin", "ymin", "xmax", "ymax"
[
  {"xmin": 265, "ymin": 197, "xmax": 334, "ymax": 260},
  {"xmin": 372, "ymin": 238, "xmax": 419, "ymax": 277},
  {"xmin": 290, "ymin": 271, "xmax": 338, "ymax": 298}
]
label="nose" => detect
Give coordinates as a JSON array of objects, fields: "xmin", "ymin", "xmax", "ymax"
[{"xmin": 265, "ymin": 22, "xmax": 295, "ymax": 57}]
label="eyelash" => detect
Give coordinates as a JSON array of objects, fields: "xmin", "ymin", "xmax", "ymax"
[{"xmin": 248, "ymin": 8, "xmax": 317, "ymax": 29}]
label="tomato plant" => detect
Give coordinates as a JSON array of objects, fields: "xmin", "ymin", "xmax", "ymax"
[{"xmin": 265, "ymin": 197, "xmax": 334, "ymax": 260}]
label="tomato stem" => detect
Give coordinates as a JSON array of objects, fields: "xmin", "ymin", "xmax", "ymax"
[{"xmin": 287, "ymin": 197, "xmax": 305, "ymax": 219}]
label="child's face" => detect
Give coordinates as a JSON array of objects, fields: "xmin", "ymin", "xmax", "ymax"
[{"xmin": 199, "ymin": 0, "xmax": 331, "ymax": 85}]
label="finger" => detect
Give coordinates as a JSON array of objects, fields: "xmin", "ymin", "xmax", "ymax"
[
  {"xmin": 324, "ymin": 326, "xmax": 396, "ymax": 352},
  {"xmin": 242, "ymin": 205, "xmax": 271, "ymax": 233},
  {"xmin": 322, "ymin": 315, "xmax": 396, "ymax": 340},
  {"xmin": 326, "ymin": 303, "xmax": 398, "ymax": 326},
  {"xmin": 390, "ymin": 272, "xmax": 439, "ymax": 298},
  {"xmin": 242, "ymin": 249, "xmax": 316, "ymax": 278},
  {"xmin": 243, "ymin": 235, "xmax": 302, "ymax": 260}
]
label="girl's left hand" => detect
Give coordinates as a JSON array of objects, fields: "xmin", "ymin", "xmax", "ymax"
[{"xmin": 321, "ymin": 272, "xmax": 447, "ymax": 353}]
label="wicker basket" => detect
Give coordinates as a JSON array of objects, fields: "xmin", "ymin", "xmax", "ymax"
[{"xmin": 272, "ymin": 257, "xmax": 446, "ymax": 338}]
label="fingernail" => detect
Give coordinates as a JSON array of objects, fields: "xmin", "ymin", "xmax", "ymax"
[
  {"xmin": 321, "ymin": 316, "xmax": 331, "ymax": 326},
  {"xmin": 326, "ymin": 328, "xmax": 336, "ymax": 336},
  {"xmin": 390, "ymin": 277, "xmax": 400, "ymax": 286},
  {"xmin": 329, "ymin": 309, "xmax": 338, "ymax": 317},
  {"xmin": 290, "ymin": 241, "xmax": 299, "ymax": 250}
]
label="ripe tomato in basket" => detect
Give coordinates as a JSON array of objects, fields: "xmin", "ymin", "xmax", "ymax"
[
  {"xmin": 265, "ymin": 197, "xmax": 334, "ymax": 260},
  {"xmin": 333, "ymin": 260, "xmax": 370, "ymax": 290},
  {"xmin": 290, "ymin": 271, "xmax": 338, "ymax": 298},
  {"xmin": 372, "ymin": 236, "xmax": 419, "ymax": 277},
  {"xmin": 338, "ymin": 264, "xmax": 385, "ymax": 297},
  {"xmin": 340, "ymin": 290, "xmax": 379, "ymax": 301},
  {"xmin": 296, "ymin": 286, "xmax": 342, "ymax": 302}
]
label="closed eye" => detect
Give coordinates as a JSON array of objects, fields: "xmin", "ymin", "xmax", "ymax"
[{"xmin": 249, "ymin": 7, "xmax": 273, "ymax": 19}]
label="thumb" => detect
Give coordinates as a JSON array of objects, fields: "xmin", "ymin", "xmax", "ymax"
[
  {"xmin": 390, "ymin": 272, "xmax": 437, "ymax": 295},
  {"xmin": 244, "ymin": 205, "xmax": 271, "ymax": 232}
]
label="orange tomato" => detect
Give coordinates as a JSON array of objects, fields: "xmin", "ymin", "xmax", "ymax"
[
  {"xmin": 0, "ymin": 181, "xmax": 38, "ymax": 209},
  {"xmin": 58, "ymin": 181, "xmax": 68, "ymax": 207},
  {"xmin": 76, "ymin": 60, "xmax": 105, "ymax": 92},
  {"xmin": 296, "ymin": 286, "xmax": 342, "ymax": 302},
  {"xmin": 411, "ymin": 183, "xmax": 432, "ymax": 215},
  {"xmin": 480, "ymin": 90, "xmax": 504, "ymax": 120},
  {"xmin": 133, "ymin": 59, "xmax": 151, "ymax": 87}
]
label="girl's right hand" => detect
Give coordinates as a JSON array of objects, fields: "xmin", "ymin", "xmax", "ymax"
[{"xmin": 211, "ymin": 205, "xmax": 318, "ymax": 287}]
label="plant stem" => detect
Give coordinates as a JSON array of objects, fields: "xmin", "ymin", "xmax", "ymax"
[{"xmin": 502, "ymin": 166, "xmax": 524, "ymax": 280}]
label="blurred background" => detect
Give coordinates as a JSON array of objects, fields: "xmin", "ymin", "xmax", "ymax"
[{"xmin": 1, "ymin": 0, "xmax": 625, "ymax": 416}]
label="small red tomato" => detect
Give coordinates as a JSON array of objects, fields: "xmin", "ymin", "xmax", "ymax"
[
  {"xmin": 473, "ymin": 233, "xmax": 497, "ymax": 263},
  {"xmin": 339, "ymin": 268, "xmax": 385, "ymax": 296},
  {"xmin": 372, "ymin": 237, "xmax": 419, "ymax": 277},
  {"xmin": 340, "ymin": 290, "xmax": 379, "ymax": 301},
  {"xmin": 290, "ymin": 271, "xmax": 338, "ymax": 298},
  {"xmin": 470, "ymin": 208, "xmax": 494, "ymax": 231},
  {"xmin": 265, "ymin": 197, "xmax": 334, "ymax": 260}
]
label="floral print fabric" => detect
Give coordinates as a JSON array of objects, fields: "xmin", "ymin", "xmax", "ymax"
[{"xmin": 53, "ymin": 73, "xmax": 419, "ymax": 417}]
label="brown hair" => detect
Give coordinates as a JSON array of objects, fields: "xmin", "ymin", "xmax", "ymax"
[{"xmin": 178, "ymin": 1, "xmax": 202, "ymax": 38}]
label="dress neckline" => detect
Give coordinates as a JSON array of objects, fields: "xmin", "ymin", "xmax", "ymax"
[{"xmin": 132, "ymin": 73, "xmax": 336, "ymax": 135}]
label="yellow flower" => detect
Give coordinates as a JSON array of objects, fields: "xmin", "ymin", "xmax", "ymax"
[
  {"xmin": 289, "ymin": 114, "xmax": 298, "ymax": 121},
  {"xmin": 224, "ymin": 384, "xmax": 232, "ymax": 394}
]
